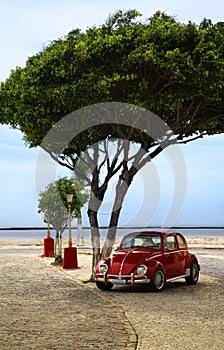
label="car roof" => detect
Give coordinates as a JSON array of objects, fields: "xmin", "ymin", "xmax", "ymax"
[{"xmin": 122, "ymin": 230, "xmax": 182, "ymax": 238}]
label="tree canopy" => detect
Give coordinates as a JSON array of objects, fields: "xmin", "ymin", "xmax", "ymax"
[
  {"xmin": 1, "ymin": 10, "xmax": 224, "ymax": 146},
  {"xmin": 1, "ymin": 10, "xmax": 224, "ymax": 270}
]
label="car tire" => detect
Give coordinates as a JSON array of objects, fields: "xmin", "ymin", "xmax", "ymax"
[
  {"xmin": 149, "ymin": 267, "xmax": 166, "ymax": 292},
  {"xmin": 96, "ymin": 281, "xmax": 113, "ymax": 291},
  {"xmin": 185, "ymin": 260, "xmax": 200, "ymax": 285}
]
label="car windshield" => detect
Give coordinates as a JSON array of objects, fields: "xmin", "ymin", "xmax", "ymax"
[{"xmin": 121, "ymin": 234, "xmax": 161, "ymax": 249}]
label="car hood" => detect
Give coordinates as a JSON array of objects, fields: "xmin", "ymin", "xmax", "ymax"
[{"xmin": 109, "ymin": 248, "xmax": 158, "ymax": 275}]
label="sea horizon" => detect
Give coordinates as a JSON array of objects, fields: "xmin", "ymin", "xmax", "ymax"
[
  {"xmin": 0, "ymin": 226, "xmax": 224, "ymax": 239},
  {"xmin": 1, "ymin": 225, "xmax": 224, "ymax": 230}
]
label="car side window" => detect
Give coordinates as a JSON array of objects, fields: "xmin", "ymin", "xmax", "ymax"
[
  {"xmin": 165, "ymin": 236, "xmax": 177, "ymax": 250},
  {"xmin": 177, "ymin": 234, "xmax": 187, "ymax": 248}
]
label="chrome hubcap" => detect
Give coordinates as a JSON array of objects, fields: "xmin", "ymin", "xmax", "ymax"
[{"xmin": 154, "ymin": 271, "xmax": 164, "ymax": 289}]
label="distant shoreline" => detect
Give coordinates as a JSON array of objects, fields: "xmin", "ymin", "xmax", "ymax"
[{"xmin": 1, "ymin": 226, "xmax": 224, "ymax": 231}]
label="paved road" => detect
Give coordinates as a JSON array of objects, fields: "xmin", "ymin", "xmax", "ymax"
[{"xmin": 0, "ymin": 248, "xmax": 136, "ymax": 350}]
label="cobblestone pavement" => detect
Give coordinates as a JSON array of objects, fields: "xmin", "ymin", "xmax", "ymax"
[
  {"xmin": 1, "ymin": 245, "xmax": 223, "ymax": 350},
  {"xmin": 0, "ymin": 248, "xmax": 136, "ymax": 350},
  {"xmin": 112, "ymin": 276, "xmax": 224, "ymax": 350},
  {"xmin": 111, "ymin": 250, "xmax": 224, "ymax": 350}
]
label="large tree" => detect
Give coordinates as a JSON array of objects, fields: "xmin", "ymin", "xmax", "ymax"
[{"xmin": 1, "ymin": 10, "xmax": 224, "ymax": 273}]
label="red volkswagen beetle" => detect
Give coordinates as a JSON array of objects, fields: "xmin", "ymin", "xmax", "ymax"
[{"xmin": 95, "ymin": 231, "xmax": 200, "ymax": 292}]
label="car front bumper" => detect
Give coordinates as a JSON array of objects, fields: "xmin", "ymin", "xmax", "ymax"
[{"xmin": 96, "ymin": 273, "xmax": 151, "ymax": 285}]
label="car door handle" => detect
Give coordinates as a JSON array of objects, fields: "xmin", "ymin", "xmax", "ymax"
[{"xmin": 177, "ymin": 252, "xmax": 182, "ymax": 255}]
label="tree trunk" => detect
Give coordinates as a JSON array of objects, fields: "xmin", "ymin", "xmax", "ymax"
[
  {"xmin": 59, "ymin": 230, "xmax": 63, "ymax": 257},
  {"xmin": 54, "ymin": 230, "xmax": 63, "ymax": 264},
  {"xmin": 88, "ymin": 208, "xmax": 101, "ymax": 280},
  {"xmin": 101, "ymin": 178, "xmax": 130, "ymax": 258},
  {"xmin": 86, "ymin": 141, "xmax": 140, "ymax": 277},
  {"xmin": 54, "ymin": 231, "xmax": 59, "ymax": 256},
  {"xmin": 77, "ymin": 213, "xmax": 83, "ymax": 245},
  {"xmin": 100, "ymin": 214, "xmax": 119, "ymax": 259}
]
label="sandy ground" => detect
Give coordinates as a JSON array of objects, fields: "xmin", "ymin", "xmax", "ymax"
[{"xmin": 0, "ymin": 235, "xmax": 223, "ymax": 248}]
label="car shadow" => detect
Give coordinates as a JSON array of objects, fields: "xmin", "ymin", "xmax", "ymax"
[{"xmin": 108, "ymin": 280, "xmax": 189, "ymax": 294}]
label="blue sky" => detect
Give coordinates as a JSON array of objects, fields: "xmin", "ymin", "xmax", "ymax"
[{"xmin": 0, "ymin": 0, "xmax": 224, "ymax": 228}]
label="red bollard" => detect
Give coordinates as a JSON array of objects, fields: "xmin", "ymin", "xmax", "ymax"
[
  {"xmin": 63, "ymin": 247, "xmax": 78, "ymax": 269},
  {"xmin": 44, "ymin": 237, "xmax": 54, "ymax": 257}
]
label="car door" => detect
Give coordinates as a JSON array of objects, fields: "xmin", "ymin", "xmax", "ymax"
[{"xmin": 163, "ymin": 234, "xmax": 183, "ymax": 278}]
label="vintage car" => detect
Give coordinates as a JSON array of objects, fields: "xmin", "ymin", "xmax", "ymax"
[{"xmin": 95, "ymin": 230, "xmax": 200, "ymax": 292}]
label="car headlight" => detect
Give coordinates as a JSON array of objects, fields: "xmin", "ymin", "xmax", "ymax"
[
  {"xmin": 99, "ymin": 264, "xmax": 108, "ymax": 275},
  {"xmin": 137, "ymin": 265, "xmax": 147, "ymax": 276}
]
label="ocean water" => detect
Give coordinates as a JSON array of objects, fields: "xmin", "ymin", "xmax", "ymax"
[{"xmin": 0, "ymin": 227, "xmax": 224, "ymax": 240}]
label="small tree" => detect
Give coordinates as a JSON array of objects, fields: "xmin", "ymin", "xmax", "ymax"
[{"xmin": 38, "ymin": 177, "xmax": 88, "ymax": 261}]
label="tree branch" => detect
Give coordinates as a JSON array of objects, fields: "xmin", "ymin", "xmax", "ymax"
[
  {"xmin": 178, "ymin": 132, "xmax": 207, "ymax": 144},
  {"xmin": 45, "ymin": 149, "xmax": 74, "ymax": 171}
]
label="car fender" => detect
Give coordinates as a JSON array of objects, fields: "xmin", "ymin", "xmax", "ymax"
[
  {"xmin": 144, "ymin": 259, "xmax": 165, "ymax": 278},
  {"xmin": 95, "ymin": 258, "xmax": 111, "ymax": 274},
  {"xmin": 185, "ymin": 253, "xmax": 199, "ymax": 269}
]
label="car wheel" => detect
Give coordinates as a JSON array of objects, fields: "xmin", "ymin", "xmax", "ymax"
[
  {"xmin": 96, "ymin": 281, "xmax": 113, "ymax": 291},
  {"xmin": 149, "ymin": 267, "xmax": 166, "ymax": 292},
  {"xmin": 185, "ymin": 260, "xmax": 199, "ymax": 285}
]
